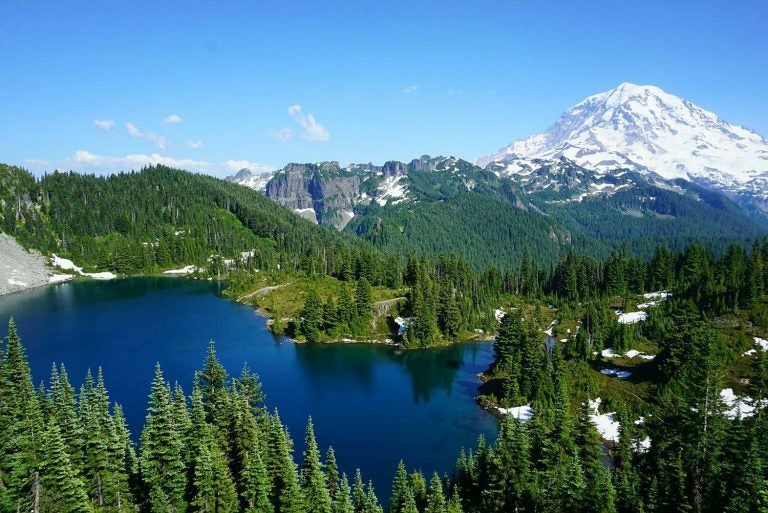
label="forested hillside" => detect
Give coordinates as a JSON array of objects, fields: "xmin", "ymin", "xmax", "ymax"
[
  {"xmin": 0, "ymin": 164, "xmax": 387, "ymax": 277},
  {"xmin": 253, "ymin": 156, "xmax": 768, "ymax": 269}
]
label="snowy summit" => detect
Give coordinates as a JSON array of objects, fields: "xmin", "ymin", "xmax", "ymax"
[{"xmin": 476, "ymin": 83, "xmax": 768, "ymax": 200}]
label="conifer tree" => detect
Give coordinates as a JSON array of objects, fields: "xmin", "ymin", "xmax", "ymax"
[
  {"xmin": 332, "ymin": 473, "xmax": 353, "ymax": 513},
  {"xmin": 389, "ymin": 460, "xmax": 410, "ymax": 513},
  {"xmin": 40, "ymin": 421, "xmax": 91, "ymax": 513},
  {"xmin": 352, "ymin": 469, "xmax": 366, "ymax": 513},
  {"xmin": 325, "ymin": 447, "xmax": 339, "ymax": 502},
  {"xmin": 300, "ymin": 289, "xmax": 324, "ymax": 343},
  {"xmin": 139, "ymin": 363, "xmax": 187, "ymax": 513},
  {"xmin": 425, "ymin": 473, "xmax": 446, "ymax": 513},
  {"xmin": 300, "ymin": 418, "xmax": 332, "ymax": 513},
  {"xmin": 243, "ymin": 449, "xmax": 273, "ymax": 513}
]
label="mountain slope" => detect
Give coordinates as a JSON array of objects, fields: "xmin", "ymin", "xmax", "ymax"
[
  {"xmin": 0, "ymin": 164, "xmax": 386, "ymax": 276},
  {"xmin": 477, "ymin": 83, "xmax": 768, "ymax": 206},
  {"xmin": 238, "ymin": 156, "xmax": 768, "ymax": 269}
]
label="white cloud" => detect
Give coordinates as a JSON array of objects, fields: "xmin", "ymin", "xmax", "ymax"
[
  {"xmin": 269, "ymin": 127, "xmax": 293, "ymax": 142},
  {"xmin": 125, "ymin": 122, "xmax": 143, "ymax": 138},
  {"xmin": 93, "ymin": 119, "xmax": 116, "ymax": 131},
  {"xmin": 24, "ymin": 151, "xmax": 274, "ymax": 177},
  {"xmin": 404, "ymin": 85, "xmax": 420, "ymax": 94},
  {"xmin": 288, "ymin": 104, "xmax": 330, "ymax": 142},
  {"xmin": 164, "ymin": 114, "xmax": 183, "ymax": 125},
  {"xmin": 225, "ymin": 160, "xmax": 274, "ymax": 172},
  {"xmin": 186, "ymin": 139, "xmax": 204, "ymax": 149},
  {"xmin": 146, "ymin": 133, "xmax": 168, "ymax": 150}
]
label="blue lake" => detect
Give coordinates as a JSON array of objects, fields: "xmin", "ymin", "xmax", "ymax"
[{"xmin": 0, "ymin": 277, "xmax": 498, "ymax": 498}]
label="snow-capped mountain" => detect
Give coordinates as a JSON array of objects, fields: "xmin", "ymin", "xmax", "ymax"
[
  {"xmin": 476, "ymin": 83, "xmax": 768, "ymax": 203},
  {"xmin": 225, "ymin": 168, "xmax": 275, "ymax": 191}
]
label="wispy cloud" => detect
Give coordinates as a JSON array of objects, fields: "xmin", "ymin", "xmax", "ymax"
[
  {"xmin": 404, "ymin": 85, "xmax": 420, "ymax": 94},
  {"xmin": 23, "ymin": 151, "xmax": 274, "ymax": 177},
  {"xmin": 93, "ymin": 119, "xmax": 116, "ymax": 131},
  {"xmin": 164, "ymin": 114, "xmax": 183, "ymax": 125},
  {"xmin": 145, "ymin": 133, "xmax": 168, "ymax": 150},
  {"xmin": 268, "ymin": 127, "xmax": 293, "ymax": 142},
  {"xmin": 288, "ymin": 105, "xmax": 330, "ymax": 142},
  {"xmin": 186, "ymin": 139, "xmax": 204, "ymax": 149},
  {"xmin": 224, "ymin": 160, "xmax": 274, "ymax": 172},
  {"xmin": 125, "ymin": 122, "xmax": 143, "ymax": 138}
]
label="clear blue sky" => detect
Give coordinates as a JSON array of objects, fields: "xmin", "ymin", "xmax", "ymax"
[{"xmin": 1, "ymin": 1, "xmax": 766, "ymax": 176}]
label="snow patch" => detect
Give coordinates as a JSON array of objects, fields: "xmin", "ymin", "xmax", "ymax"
[
  {"xmin": 588, "ymin": 398, "xmax": 620, "ymax": 442},
  {"xmin": 163, "ymin": 265, "xmax": 198, "ymax": 275},
  {"xmin": 48, "ymin": 274, "xmax": 73, "ymax": 284},
  {"xmin": 7, "ymin": 278, "xmax": 27, "ymax": 287},
  {"xmin": 643, "ymin": 290, "xmax": 672, "ymax": 300},
  {"xmin": 376, "ymin": 174, "xmax": 408, "ymax": 206},
  {"xmin": 497, "ymin": 403, "xmax": 533, "ymax": 422},
  {"xmin": 394, "ymin": 317, "xmax": 410, "ymax": 336},
  {"xmin": 51, "ymin": 254, "xmax": 116, "ymax": 280},
  {"xmin": 719, "ymin": 388, "xmax": 766, "ymax": 419},
  {"xmin": 617, "ymin": 311, "xmax": 649, "ymax": 324}
]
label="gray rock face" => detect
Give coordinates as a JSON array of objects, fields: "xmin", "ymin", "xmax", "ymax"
[{"xmin": 265, "ymin": 162, "xmax": 362, "ymax": 228}]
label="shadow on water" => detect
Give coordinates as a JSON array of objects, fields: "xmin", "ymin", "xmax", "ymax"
[
  {"xmin": 293, "ymin": 343, "xmax": 382, "ymax": 392},
  {"xmin": 388, "ymin": 345, "xmax": 464, "ymax": 403},
  {"xmin": 294, "ymin": 342, "xmax": 489, "ymax": 404}
]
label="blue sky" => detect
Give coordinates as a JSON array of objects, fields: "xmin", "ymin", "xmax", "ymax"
[{"xmin": 1, "ymin": 1, "xmax": 766, "ymax": 176}]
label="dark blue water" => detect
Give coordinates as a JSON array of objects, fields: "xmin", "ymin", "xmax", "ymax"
[{"xmin": 0, "ymin": 277, "xmax": 497, "ymax": 498}]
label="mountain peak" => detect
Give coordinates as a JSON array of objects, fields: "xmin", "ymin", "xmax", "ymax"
[{"xmin": 477, "ymin": 84, "xmax": 768, "ymax": 192}]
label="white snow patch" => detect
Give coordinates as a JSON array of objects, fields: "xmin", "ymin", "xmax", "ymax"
[
  {"xmin": 394, "ymin": 317, "xmax": 411, "ymax": 336},
  {"xmin": 7, "ymin": 278, "xmax": 27, "ymax": 287},
  {"xmin": 643, "ymin": 290, "xmax": 672, "ymax": 300},
  {"xmin": 86, "ymin": 272, "xmax": 117, "ymax": 280},
  {"xmin": 163, "ymin": 265, "xmax": 198, "ymax": 275},
  {"xmin": 588, "ymin": 398, "xmax": 620, "ymax": 442},
  {"xmin": 48, "ymin": 274, "xmax": 73, "ymax": 284},
  {"xmin": 625, "ymin": 349, "xmax": 641, "ymax": 358},
  {"xmin": 51, "ymin": 254, "xmax": 116, "ymax": 280},
  {"xmin": 497, "ymin": 403, "xmax": 533, "ymax": 422},
  {"xmin": 494, "ymin": 308, "xmax": 505, "ymax": 322},
  {"xmin": 376, "ymin": 174, "xmax": 408, "ymax": 206},
  {"xmin": 754, "ymin": 337, "xmax": 768, "ymax": 351},
  {"xmin": 719, "ymin": 388, "xmax": 765, "ymax": 419},
  {"xmin": 635, "ymin": 436, "xmax": 652, "ymax": 453},
  {"xmin": 51, "ymin": 255, "xmax": 81, "ymax": 271},
  {"xmin": 617, "ymin": 311, "xmax": 649, "ymax": 324}
]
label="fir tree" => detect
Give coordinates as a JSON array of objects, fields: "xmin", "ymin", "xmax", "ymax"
[{"xmin": 300, "ymin": 418, "xmax": 332, "ymax": 513}]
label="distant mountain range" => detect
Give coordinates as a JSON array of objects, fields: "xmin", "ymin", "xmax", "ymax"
[{"xmin": 223, "ymin": 83, "xmax": 768, "ymax": 267}]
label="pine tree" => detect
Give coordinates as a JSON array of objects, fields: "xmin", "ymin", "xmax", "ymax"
[
  {"xmin": 139, "ymin": 363, "xmax": 187, "ymax": 513},
  {"xmin": 332, "ymin": 473, "xmax": 353, "ymax": 513},
  {"xmin": 300, "ymin": 418, "xmax": 332, "ymax": 513},
  {"xmin": 425, "ymin": 473, "xmax": 446, "ymax": 513},
  {"xmin": 389, "ymin": 460, "xmax": 410, "ymax": 513},
  {"xmin": 191, "ymin": 435, "xmax": 238, "ymax": 513},
  {"xmin": 1, "ymin": 319, "xmax": 45, "ymax": 511},
  {"xmin": 352, "ymin": 469, "xmax": 366, "ymax": 513},
  {"xmin": 301, "ymin": 289, "xmax": 325, "ymax": 343},
  {"xmin": 40, "ymin": 421, "xmax": 91, "ymax": 513},
  {"xmin": 243, "ymin": 449, "xmax": 273, "ymax": 513},
  {"xmin": 325, "ymin": 447, "xmax": 339, "ymax": 502}
]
